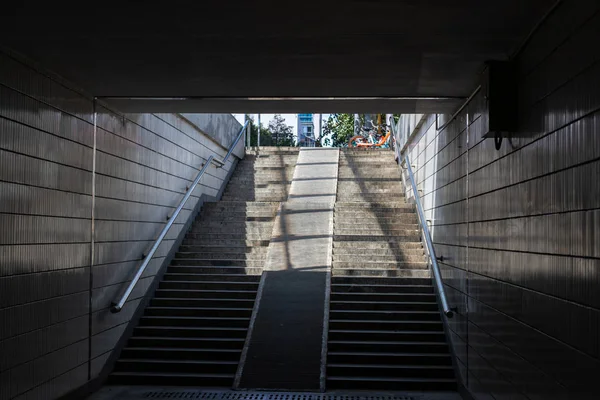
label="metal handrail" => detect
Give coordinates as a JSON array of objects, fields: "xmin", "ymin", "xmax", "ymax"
[
  {"xmin": 213, "ymin": 120, "xmax": 249, "ymax": 167},
  {"xmin": 110, "ymin": 121, "xmax": 249, "ymax": 313},
  {"xmin": 403, "ymin": 155, "xmax": 454, "ymax": 318}
]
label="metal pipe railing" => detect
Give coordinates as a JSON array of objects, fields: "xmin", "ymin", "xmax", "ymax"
[
  {"xmin": 403, "ymin": 155, "xmax": 454, "ymax": 318},
  {"xmin": 212, "ymin": 120, "xmax": 249, "ymax": 167},
  {"xmin": 110, "ymin": 120, "xmax": 249, "ymax": 313}
]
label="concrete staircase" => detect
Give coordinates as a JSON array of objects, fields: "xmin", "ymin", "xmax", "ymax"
[
  {"xmin": 109, "ymin": 148, "xmax": 299, "ymax": 386},
  {"xmin": 327, "ymin": 148, "xmax": 456, "ymax": 391}
]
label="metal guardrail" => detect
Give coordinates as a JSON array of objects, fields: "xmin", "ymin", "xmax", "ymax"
[
  {"xmin": 110, "ymin": 121, "xmax": 249, "ymax": 313},
  {"xmin": 403, "ymin": 155, "xmax": 454, "ymax": 318}
]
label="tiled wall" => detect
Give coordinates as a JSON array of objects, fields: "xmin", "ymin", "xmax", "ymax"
[
  {"xmin": 404, "ymin": 1, "xmax": 600, "ymax": 398},
  {"xmin": 0, "ymin": 50, "xmax": 240, "ymax": 399}
]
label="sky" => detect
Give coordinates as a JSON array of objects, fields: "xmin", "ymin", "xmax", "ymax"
[{"xmin": 233, "ymin": 113, "xmax": 330, "ymax": 142}]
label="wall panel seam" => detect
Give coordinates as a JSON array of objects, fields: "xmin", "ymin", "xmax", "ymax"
[
  {"xmin": 470, "ymin": 297, "xmax": 600, "ymax": 363},
  {"xmin": 0, "ymin": 289, "xmax": 90, "ymax": 311},
  {"xmin": 416, "ymin": 149, "xmax": 468, "ymax": 187},
  {"xmin": 468, "ymin": 157, "xmax": 600, "ymax": 201},
  {"xmin": 0, "ymin": 148, "xmax": 93, "ymax": 173},
  {"xmin": 468, "ymin": 245, "xmax": 600, "ymax": 261},
  {"xmin": 152, "ymin": 113, "xmax": 230, "ymax": 154},
  {"xmin": 0, "ymin": 83, "xmax": 92, "ymax": 125},
  {"xmin": 468, "ymin": 107, "xmax": 600, "ymax": 176},
  {"xmin": 519, "ymin": 8, "xmax": 600, "ymax": 79},
  {"xmin": 0, "ymin": 114, "xmax": 93, "ymax": 149},
  {"xmin": 0, "ymin": 180, "xmax": 92, "ymax": 197},
  {"xmin": 467, "ymin": 269, "xmax": 600, "ymax": 313}
]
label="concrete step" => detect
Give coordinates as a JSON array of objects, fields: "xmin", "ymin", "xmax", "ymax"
[
  {"xmin": 327, "ymin": 351, "xmax": 452, "ymax": 366},
  {"xmin": 331, "ymin": 276, "xmax": 430, "ymax": 286},
  {"xmin": 246, "ymin": 146, "xmax": 300, "ymax": 153},
  {"xmin": 223, "ymin": 189, "xmax": 290, "ymax": 196},
  {"xmin": 219, "ymin": 197, "xmax": 287, "ymax": 202},
  {"xmin": 331, "ymin": 269, "xmax": 431, "ymax": 278},
  {"xmin": 333, "ymin": 241, "xmax": 422, "ymax": 250},
  {"xmin": 178, "ymin": 245, "xmax": 268, "ymax": 253},
  {"xmin": 333, "ymin": 254, "xmax": 425, "ymax": 263},
  {"xmin": 202, "ymin": 201, "xmax": 280, "ymax": 210},
  {"xmin": 149, "ymin": 297, "xmax": 255, "ymax": 310},
  {"xmin": 327, "ymin": 363, "xmax": 454, "ymax": 379},
  {"xmin": 338, "ymin": 177, "xmax": 401, "ymax": 182},
  {"xmin": 185, "ymin": 230, "xmax": 271, "ymax": 240},
  {"xmin": 326, "ymin": 376, "xmax": 456, "ymax": 391},
  {"xmin": 333, "ymin": 234, "xmax": 421, "ymax": 242},
  {"xmin": 337, "ymin": 166, "xmax": 398, "ymax": 172},
  {"xmin": 338, "ymin": 161, "xmax": 396, "ymax": 166},
  {"xmin": 239, "ymin": 158, "xmax": 297, "ymax": 163},
  {"xmin": 334, "ymin": 222, "xmax": 419, "ymax": 229},
  {"xmin": 182, "ymin": 238, "xmax": 270, "ymax": 247},
  {"xmin": 334, "ymin": 215, "xmax": 417, "ymax": 223},
  {"xmin": 196, "ymin": 215, "xmax": 275, "ymax": 222},
  {"xmin": 199, "ymin": 208, "xmax": 278, "ymax": 215},
  {"xmin": 235, "ymin": 165, "xmax": 296, "ymax": 170},
  {"xmin": 192, "ymin": 220, "xmax": 274, "ymax": 228},
  {"xmin": 187, "ymin": 227, "xmax": 273, "ymax": 234},
  {"xmin": 133, "ymin": 325, "xmax": 248, "ymax": 339},
  {"xmin": 328, "ymin": 329, "xmax": 445, "ymax": 341},
  {"xmin": 162, "ymin": 273, "xmax": 261, "ymax": 282},
  {"xmin": 329, "ymin": 310, "xmax": 439, "ymax": 323},
  {"xmin": 338, "ymin": 172, "xmax": 401, "ymax": 179},
  {"xmin": 225, "ymin": 180, "xmax": 293, "ymax": 186},
  {"xmin": 150, "ymin": 298, "xmax": 255, "ymax": 311},
  {"xmin": 232, "ymin": 171, "xmax": 295, "ymax": 176},
  {"xmin": 335, "ymin": 202, "xmax": 412, "ymax": 209},
  {"xmin": 171, "ymin": 259, "xmax": 266, "ymax": 268},
  {"xmin": 225, "ymin": 183, "xmax": 291, "ymax": 189},
  {"xmin": 330, "ymin": 292, "xmax": 436, "ymax": 303},
  {"xmin": 337, "ymin": 184, "xmax": 404, "ymax": 191},
  {"xmin": 175, "ymin": 253, "xmax": 267, "ymax": 261},
  {"xmin": 337, "ymin": 190, "xmax": 404, "ymax": 196},
  {"xmin": 334, "ymin": 229, "xmax": 420, "ymax": 236},
  {"xmin": 154, "ymin": 289, "xmax": 258, "ymax": 300},
  {"xmin": 333, "ymin": 248, "xmax": 424, "ymax": 257},
  {"xmin": 176, "ymin": 250, "xmax": 268, "ymax": 258},
  {"xmin": 145, "ymin": 307, "xmax": 252, "ymax": 318},
  {"xmin": 331, "ymin": 283, "xmax": 433, "ymax": 294},
  {"xmin": 332, "ymin": 261, "xmax": 428, "ymax": 269},
  {"xmin": 159, "ymin": 280, "xmax": 259, "ymax": 291},
  {"xmin": 118, "ymin": 347, "xmax": 242, "ymax": 361},
  {"xmin": 114, "ymin": 359, "xmax": 238, "ymax": 374}
]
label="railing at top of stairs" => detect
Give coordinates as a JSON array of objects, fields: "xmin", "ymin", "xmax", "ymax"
[
  {"xmin": 390, "ymin": 114, "xmax": 454, "ymax": 318},
  {"xmin": 110, "ymin": 120, "xmax": 250, "ymax": 313},
  {"xmin": 402, "ymin": 157, "xmax": 454, "ymax": 318}
]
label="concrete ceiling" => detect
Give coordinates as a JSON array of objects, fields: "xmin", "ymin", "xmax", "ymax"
[{"xmin": 2, "ymin": 0, "xmax": 554, "ymax": 113}]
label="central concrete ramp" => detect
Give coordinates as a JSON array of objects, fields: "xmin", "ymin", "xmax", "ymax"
[{"xmin": 236, "ymin": 148, "xmax": 338, "ymax": 391}]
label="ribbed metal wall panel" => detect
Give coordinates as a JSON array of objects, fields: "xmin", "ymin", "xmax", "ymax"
[
  {"xmin": 0, "ymin": 49, "xmax": 240, "ymax": 400},
  {"xmin": 406, "ymin": 2, "xmax": 600, "ymax": 398}
]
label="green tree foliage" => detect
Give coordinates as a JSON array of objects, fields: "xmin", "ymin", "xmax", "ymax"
[
  {"xmin": 268, "ymin": 114, "xmax": 295, "ymax": 146},
  {"xmin": 322, "ymin": 114, "xmax": 363, "ymax": 147},
  {"xmin": 245, "ymin": 114, "xmax": 295, "ymax": 147},
  {"xmin": 321, "ymin": 114, "xmax": 401, "ymax": 147},
  {"xmin": 245, "ymin": 115, "xmax": 272, "ymax": 146}
]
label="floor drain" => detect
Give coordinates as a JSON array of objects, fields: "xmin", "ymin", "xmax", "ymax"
[{"xmin": 143, "ymin": 393, "xmax": 420, "ymax": 400}]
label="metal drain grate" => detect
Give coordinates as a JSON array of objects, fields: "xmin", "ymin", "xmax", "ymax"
[{"xmin": 143, "ymin": 392, "xmax": 421, "ymax": 400}]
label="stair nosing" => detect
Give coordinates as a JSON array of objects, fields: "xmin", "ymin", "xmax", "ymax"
[
  {"xmin": 328, "ymin": 363, "xmax": 453, "ymax": 369},
  {"xmin": 117, "ymin": 359, "xmax": 238, "ymax": 365},
  {"xmin": 329, "ymin": 340, "xmax": 446, "ymax": 345},
  {"xmin": 123, "ymin": 347, "xmax": 242, "ymax": 352}
]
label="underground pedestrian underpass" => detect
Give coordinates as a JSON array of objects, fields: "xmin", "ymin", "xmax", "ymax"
[{"xmin": 1, "ymin": 1, "xmax": 599, "ymax": 399}]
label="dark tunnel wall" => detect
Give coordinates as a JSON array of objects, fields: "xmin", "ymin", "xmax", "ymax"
[
  {"xmin": 405, "ymin": 1, "xmax": 600, "ymax": 398},
  {"xmin": 0, "ymin": 50, "xmax": 241, "ymax": 399}
]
